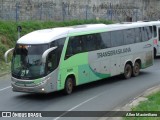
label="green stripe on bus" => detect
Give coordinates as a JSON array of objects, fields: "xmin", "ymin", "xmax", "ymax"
[
  {"xmin": 89, "ymin": 65, "xmax": 111, "ymax": 79},
  {"xmin": 78, "ymin": 64, "xmax": 111, "ymax": 85},
  {"xmin": 69, "ymin": 29, "xmax": 107, "ymax": 36}
]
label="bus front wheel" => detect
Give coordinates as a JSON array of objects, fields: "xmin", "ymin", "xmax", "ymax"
[
  {"xmin": 132, "ymin": 62, "xmax": 140, "ymax": 77},
  {"xmin": 64, "ymin": 77, "xmax": 73, "ymax": 95},
  {"xmin": 123, "ymin": 64, "xmax": 132, "ymax": 79}
]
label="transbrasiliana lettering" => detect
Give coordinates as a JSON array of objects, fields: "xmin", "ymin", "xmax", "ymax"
[{"xmin": 97, "ymin": 48, "xmax": 131, "ymax": 58}]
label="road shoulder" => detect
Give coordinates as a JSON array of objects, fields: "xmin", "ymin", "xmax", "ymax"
[{"xmin": 98, "ymin": 84, "xmax": 160, "ymax": 120}]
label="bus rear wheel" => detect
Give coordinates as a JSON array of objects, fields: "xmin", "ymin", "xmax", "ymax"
[
  {"xmin": 132, "ymin": 62, "xmax": 140, "ymax": 77},
  {"xmin": 123, "ymin": 64, "xmax": 132, "ymax": 79},
  {"xmin": 64, "ymin": 77, "xmax": 73, "ymax": 95}
]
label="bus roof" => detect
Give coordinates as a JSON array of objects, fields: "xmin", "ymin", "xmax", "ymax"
[
  {"xmin": 148, "ymin": 21, "xmax": 160, "ymax": 25},
  {"xmin": 17, "ymin": 22, "xmax": 153, "ymax": 44},
  {"xmin": 17, "ymin": 24, "xmax": 108, "ymax": 44}
]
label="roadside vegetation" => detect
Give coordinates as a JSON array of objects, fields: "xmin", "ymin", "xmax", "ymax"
[
  {"xmin": 0, "ymin": 19, "xmax": 113, "ymax": 75},
  {"xmin": 124, "ymin": 92, "xmax": 160, "ymax": 120}
]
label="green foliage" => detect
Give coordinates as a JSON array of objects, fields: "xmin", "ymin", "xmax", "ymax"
[
  {"xmin": 132, "ymin": 92, "xmax": 160, "ymax": 111},
  {"xmin": 0, "ymin": 43, "xmax": 6, "ymax": 59},
  {"xmin": 124, "ymin": 92, "xmax": 160, "ymax": 120},
  {"xmin": 0, "ymin": 62, "xmax": 10, "ymax": 76}
]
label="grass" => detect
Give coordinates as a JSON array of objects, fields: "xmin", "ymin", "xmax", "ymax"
[
  {"xmin": 0, "ymin": 62, "xmax": 11, "ymax": 77},
  {"xmin": 0, "ymin": 19, "xmax": 113, "ymax": 75},
  {"xmin": 124, "ymin": 92, "xmax": 160, "ymax": 120}
]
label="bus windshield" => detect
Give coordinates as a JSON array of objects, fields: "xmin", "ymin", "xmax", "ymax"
[{"xmin": 12, "ymin": 44, "xmax": 49, "ymax": 80}]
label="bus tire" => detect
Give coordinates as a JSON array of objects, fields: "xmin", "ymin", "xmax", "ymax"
[
  {"xmin": 132, "ymin": 62, "xmax": 140, "ymax": 77},
  {"xmin": 64, "ymin": 77, "xmax": 73, "ymax": 95},
  {"xmin": 123, "ymin": 64, "xmax": 132, "ymax": 79}
]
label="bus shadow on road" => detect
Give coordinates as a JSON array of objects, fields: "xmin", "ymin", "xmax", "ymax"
[
  {"xmin": 15, "ymin": 71, "xmax": 150, "ymax": 101},
  {"xmin": 15, "ymin": 90, "xmax": 65, "ymax": 101},
  {"xmin": 73, "ymin": 71, "xmax": 150, "ymax": 93}
]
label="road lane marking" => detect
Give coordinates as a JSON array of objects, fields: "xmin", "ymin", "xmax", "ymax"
[
  {"xmin": 53, "ymin": 92, "xmax": 105, "ymax": 120},
  {"xmin": 0, "ymin": 86, "xmax": 11, "ymax": 91}
]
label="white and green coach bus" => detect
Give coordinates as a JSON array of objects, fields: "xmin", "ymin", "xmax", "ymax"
[
  {"xmin": 134, "ymin": 21, "xmax": 160, "ymax": 57},
  {"xmin": 5, "ymin": 23, "xmax": 153, "ymax": 94},
  {"xmin": 148, "ymin": 21, "xmax": 160, "ymax": 57}
]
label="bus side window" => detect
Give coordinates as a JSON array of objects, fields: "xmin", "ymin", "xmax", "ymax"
[
  {"xmin": 124, "ymin": 29, "xmax": 135, "ymax": 45},
  {"xmin": 111, "ymin": 30, "xmax": 124, "ymax": 47},
  {"xmin": 143, "ymin": 26, "xmax": 152, "ymax": 41},
  {"xmin": 149, "ymin": 26, "xmax": 153, "ymax": 39},
  {"xmin": 135, "ymin": 28, "xmax": 141, "ymax": 43},
  {"xmin": 95, "ymin": 33, "xmax": 105, "ymax": 49},
  {"xmin": 146, "ymin": 26, "xmax": 152, "ymax": 40},
  {"xmin": 85, "ymin": 34, "xmax": 97, "ymax": 51},
  {"xmin": 50, "ymin": 38, "xmax": 66, "ymax": 64},
  {"xmin": 101, "ymin": 32, "xmax": 111, "ymax": 48},
  {"xmin": 65, "ymin": 37, "xmax": 74, "ymax": 58},
  {"xmin": 77, "ymin": 35, "xmax": 88, "ymax": 53},
  {"xmin": 153, "ymin": 26, "xmax": 157, "ymax": 38},
  {"xmin": 83, "ymin": 33, "xmax": 104, "ymax": 51},
  {"xmin": 46, "ymin": 50, "xmax": 58, "ymax": 74},
  {"xmin": 141, "ymin": 27, "xmax": 148, "ymax": 42},
  {"xmin": 65, "ymin": 36, "xmax": 82, "ymax": 58},
  {"xmin": 82, "ymin": 35, "xmax": 90, "ymax": 51}
]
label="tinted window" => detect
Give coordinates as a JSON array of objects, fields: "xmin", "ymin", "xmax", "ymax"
[
  {"xmin": 51, "ymin": 38, "xmax": 66, "ymax": 48},
  {"xmin": 141, "ymin": 27, "xmax": 147, "ymax": 42},
  {"xmin": 66, "ymin": 36, "xmax": 81, "ymax": 58},
  {"xmin": 111, "ymin": 30, "xmax": 124, "ymax": 47},
  {"xmin": 81, "ymin": 33, "xmax": 105, "ymax": 51},
  {"xmin": 95, "ymin": 33, "xmax": 105, "ymax": 49},
  {"xmin": 141, "ymin": 27, "xmax": 150, "ymax": 41},
  {"xmin": 65, "ymin": 33, "xmax": 105, "ymax": 58},
  {"xmin": 100, "ymin": 32, "xmax": 111, "ymax": 48},
  {"xmin": 81, "ymin": 34, "xmax": 99, "ymax": 51},
  {"xmin": 124, "ymin": 29, "xmax": 135, "ymax": 44},
  {"xmin": 159, "ymin": 28, "xmax": 160, "ymax": 41},
  {"xmin": 153, "ymin": 26, "xmax": 157, "ymax": 37},
  {"xmin": 50, "ymin": 38, "xmax": 66, "ymax": 65},
  {"xmin": 135, "ymin": 28, "xmax": 142, "ymax": 43},
  {"xmin": 46, "ymin": 49, "xmax": 59, "ymax": 74},
  {"xmin": 146, "ymin": 26, "xmax": 152, "ymax": 40}
]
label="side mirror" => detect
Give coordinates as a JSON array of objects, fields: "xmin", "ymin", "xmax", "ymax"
[
  {"xmin": 4, "ymin": 48, "xmax": 14, "ymax": 63},
  {"xmin": 42, "ymin": 47, "xmax": 57, "ymax": 64}
]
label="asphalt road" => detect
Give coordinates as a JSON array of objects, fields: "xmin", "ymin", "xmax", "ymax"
[{"xmin": 0, "ymin": 58, "xmax": 160, "ymax": 120}]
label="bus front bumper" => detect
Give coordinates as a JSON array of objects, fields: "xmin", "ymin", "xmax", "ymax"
[
  {"xmin": 11, "ymin": 76, "xmax": 54, "ymax": 93},
  {"xmin": 11, "ymin": 83, "xmax": 48, "ymax": 93}
]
